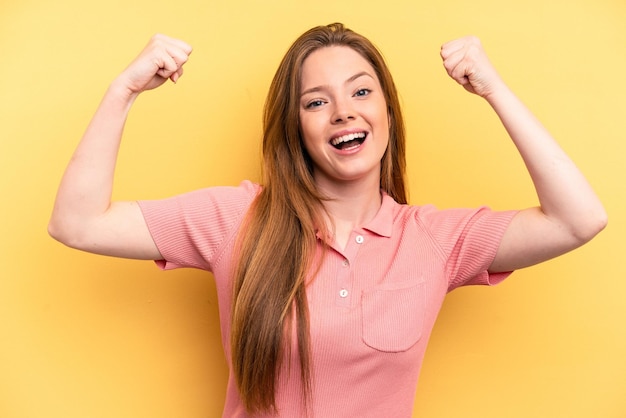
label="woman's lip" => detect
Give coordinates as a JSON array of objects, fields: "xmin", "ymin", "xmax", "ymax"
[
  {"xmin": 329, "ymin": 129, "xmax": 368, "ymax": 141},
  {"xmin": 330, "ymin": 132, "xmax": 367, "ymax": 147},
  {"xmin": 330, "ymin": 134, "xmax": 368, "ymax": 154}
]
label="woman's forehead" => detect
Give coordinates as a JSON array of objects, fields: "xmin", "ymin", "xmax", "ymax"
[{"xmin": 300, "ymin": 46, "xmax": 379, "ymax": 90}]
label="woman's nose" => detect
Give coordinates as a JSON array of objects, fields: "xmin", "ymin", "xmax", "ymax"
[{"xmin": 332, "ymin": 99, "xmax": 356, "ymax": 123}]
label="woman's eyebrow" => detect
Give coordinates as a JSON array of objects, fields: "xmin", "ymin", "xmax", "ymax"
[{"xmin": 300, "ymin": 71, "xmax": 375, "ymax": 97}]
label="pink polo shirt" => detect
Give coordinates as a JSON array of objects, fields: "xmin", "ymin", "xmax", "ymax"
[{"xmin": 138, "ymin": 181, "xmax": 517, "ymax": 417}]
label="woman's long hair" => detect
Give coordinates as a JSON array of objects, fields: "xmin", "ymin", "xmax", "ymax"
[{"xmin": 230, "ymin": 22, "xmax": 407, "ymax": 414}]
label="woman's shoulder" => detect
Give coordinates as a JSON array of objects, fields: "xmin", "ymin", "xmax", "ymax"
[
  {"xmin": 138, "ymin": 180, "xmax": 262, "ymax": 226},
  {"xmin": 393, "ymin": 199, "xmax": 514, "ymax": 232},
  {"xmin": 167, "ymin": 180, "xmax": 262, "ymax": 204}
]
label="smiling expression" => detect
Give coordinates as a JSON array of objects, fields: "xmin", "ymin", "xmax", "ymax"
[{"xmin": 299, "ymin": 46, "xmax": 390, "ymax": 190}]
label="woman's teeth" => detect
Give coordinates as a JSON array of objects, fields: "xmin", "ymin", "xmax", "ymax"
[{"xmin": 331, "ymin": 132, "xmax": 366, "ymax": 149}]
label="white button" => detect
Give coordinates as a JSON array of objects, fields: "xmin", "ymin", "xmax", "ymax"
[
  {"xmin": 339, "ymin": 289, "xmax": 349, "ymax": 298},
  {"xmin": 342, "ymin": 259, "xmax": 349, "ymax": 267},
  {"xmin": 355, "ymin": 235, "xmax": 364, "ymax": 244}
]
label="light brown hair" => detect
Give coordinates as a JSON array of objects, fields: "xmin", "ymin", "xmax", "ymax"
[{"xmin": 230, "ymin": 22, "xmax": 407, "ymax": 414}]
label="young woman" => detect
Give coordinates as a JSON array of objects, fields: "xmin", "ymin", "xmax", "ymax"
[{"xmin": 49, "ymin": 23, "xmax": 606, "ymax": 417}]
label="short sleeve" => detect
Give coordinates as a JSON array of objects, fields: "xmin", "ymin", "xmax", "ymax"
[
  {"xmin": 416, "ymin": 205, "xmax": 518, "ymax": 292},
  {"xmin": 137, "ymin": 180, "xmax": 260, "ymax": 271}
]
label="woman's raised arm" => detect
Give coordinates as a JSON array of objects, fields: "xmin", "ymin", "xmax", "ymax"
[
  {"xmin": 48, "ymin": 34, "xmax": 192, "ymax": 259},
  {"xmin": 440, "ymin": 36, "xmax": 607, "ymax": 272}
]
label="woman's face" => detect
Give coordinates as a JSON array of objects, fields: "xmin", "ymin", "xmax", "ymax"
[{"xmin": 298, "ymin": 46, "xmax": 389, "ymax": 189}]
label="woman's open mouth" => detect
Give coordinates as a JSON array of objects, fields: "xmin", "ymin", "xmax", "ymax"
[{"xmin": 330, "ymin": 132, "xmax": 367, "ymax": 150}]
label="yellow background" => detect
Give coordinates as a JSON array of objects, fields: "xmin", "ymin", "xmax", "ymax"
[{"xmin": 1, "ymin": 0, "xmax": 624, "ymax": 417}]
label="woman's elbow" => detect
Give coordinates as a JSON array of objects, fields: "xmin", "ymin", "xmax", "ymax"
[
  {"xmin": 573, "ymin": 207, "xmax": 608, "ymax": 245},
  {"xmin": 47, "ymin": 215, "xmax": 83, "ymax": 249},
  {"xmin": 47, "ymin": 217, "xmax": 69, "ymax": 246}
]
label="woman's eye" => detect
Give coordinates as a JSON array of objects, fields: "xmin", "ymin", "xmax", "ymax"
[
  {"xmin": 305, "ymin": 99, "xmax": 325, "ymax": 109},
  {"xmin": 354, "ymin": 88, "xmax": 371, "ymax": 97}
]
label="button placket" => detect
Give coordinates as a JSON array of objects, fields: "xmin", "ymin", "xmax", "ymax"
[
  {"xmin": 335, "ymin": 255, "xmax": 352, "ymax": 307},
  {"xmin": 334, "ymin": 231, "xmax": 365, "ymax": 307}
]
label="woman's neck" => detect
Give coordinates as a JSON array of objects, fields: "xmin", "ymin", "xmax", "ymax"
[{"xmin": 315, "ymin": 177, "xmax": 383, "ymax": 250}]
